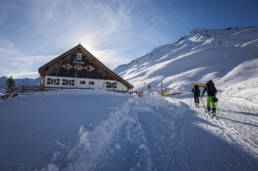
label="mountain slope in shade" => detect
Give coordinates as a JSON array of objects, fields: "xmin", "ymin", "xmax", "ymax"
[{"xmin": 115, "ymin": 26, "xmax": 258, "ymax": 93}]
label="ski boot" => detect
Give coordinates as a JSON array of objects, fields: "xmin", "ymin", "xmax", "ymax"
[
  {"xmin": 206, "ymin": 107, "xmax": 211, "ymax": 115},
  {"xmin": 211, "ymin": 108, "xmax": 216, "ymax": 117}
]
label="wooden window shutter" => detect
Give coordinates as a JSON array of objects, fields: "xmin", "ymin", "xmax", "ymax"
[
  {"xmin": 106, "ymin": 82, "xmax": 109, "ymax": 88},
  {"xmin": 56, "ymin": 79, "xmax": 60, "ymax": 85},
  {"xmin": 62, "ymin": 79, "xmax": 66, "ymax": 85},
  {"xmin": 71, "ymin": 80, "xmax": 75, "ymax": 86},
  {"xmin": 114, "ymin": 82, "xmax": 117, "ymax": 88},
  {"xmin": 47, "ymin": 78, "xmax": 51, "ymax": 84}
]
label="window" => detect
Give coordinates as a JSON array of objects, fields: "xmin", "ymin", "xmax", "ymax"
[
  {"xmin": 77, "ymin": 65, "xmax": 81, "ymax": 71},
  {"xmin": 47, "ymin": 78, "xmax": 60, "ymax": 85},
  {"xmin": 89, "ymin": 81, "xmax": 94, "ymax": 85},
  {"xmin": 88, "ymin": 65, "xmax": 92, "ymax": 72},
  {"xmin": 106, "ymin": 82, "xmax": 117, "ymax": 88},
  {"xmin": 51, "ymin": 79, "xmax": 56, "ymax": 85},
  {"xmin": 77, "ymin": 53, "xmax": 82, "ymax": 60},
  {"xmin": 80, "ymin": 81, "xmax": 86, "ymax": 85},
  {"xmin": 65, "ymin": 64, "xmax": 70, "ymax": 70},
  {"xmin": 68, "ymin": 80, "xmax": 75, "ymax": 86}
]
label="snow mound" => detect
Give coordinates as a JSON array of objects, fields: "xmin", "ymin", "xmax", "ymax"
[{"xmin": 218, "ymin": 58, "xmax": 258, "ymax": 86}]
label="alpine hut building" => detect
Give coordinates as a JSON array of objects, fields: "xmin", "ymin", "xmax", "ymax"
[{"xmin": 38, "ymin": 44, "xmax": 133, "ymax": 91}]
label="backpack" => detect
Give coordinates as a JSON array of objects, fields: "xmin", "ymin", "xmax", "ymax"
[
  {"xmin": 207, "ymin": 81, "xmax": 217, "ymax": 96},
  {"xmin": 193, "ymin": 86, "xmax": 200, "ymax": 96}
]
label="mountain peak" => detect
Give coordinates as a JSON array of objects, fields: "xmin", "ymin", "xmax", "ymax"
[{"xmin": 115, "ymin": 26, "xmax": 258, "ymax": 91}]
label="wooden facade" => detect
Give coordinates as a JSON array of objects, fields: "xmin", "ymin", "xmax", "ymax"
[{"xmin": 38, "ymin": 44, "xmax": 133, "ymax": 91}]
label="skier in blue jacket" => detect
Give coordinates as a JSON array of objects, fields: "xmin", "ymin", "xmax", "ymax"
[{"xmin": 192, "ymin": 85, "xmax": 200, "ymax": 107}]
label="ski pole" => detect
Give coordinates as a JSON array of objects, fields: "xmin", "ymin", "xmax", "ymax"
[
  {"xmin": 200, "ymin": 97, "xmax": 207, "ymax": 113},
  {"xmin": 192, "ymin": 93, "xmax": 194, "ymax": 107},
  {"xmin": 216, "ymin": 101, "xmax": 218, "ymax": 115}
]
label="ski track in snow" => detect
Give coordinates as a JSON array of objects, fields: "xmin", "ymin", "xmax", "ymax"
[
  {"xmin": 185, "ymin": 93, "xmax": 258, "ymax": 165},
  {"xmin": 41, "ymin": 93, "xmax": 258, "ymax": 171}
]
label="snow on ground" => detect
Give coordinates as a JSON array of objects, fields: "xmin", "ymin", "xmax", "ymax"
[
  {"xmin": 1, "ymin": 89, "xmax": 257, "ymax": 171},
  {"xmin": 1, "ymin": 27, "xmax": 258, "ymax": 170},
  {"xmin": 182, "ymin": 91, "xmax": 258, "ymax": 160},
  {"xmin": 0, "ymin": 90, "xmax": 131, "ymax": 171},
  {"xmin": 36, "ymin": 91, "xmax": 257, "ymax": 171}
]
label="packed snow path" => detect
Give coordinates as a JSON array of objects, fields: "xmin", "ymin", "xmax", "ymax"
[
  {"xmin": 43, "ymin": 93, "xmax": 257, "ymax": 171},
  {"xmin": 186, "ymin": 92, "xmax": 258, "ymax": 161}
]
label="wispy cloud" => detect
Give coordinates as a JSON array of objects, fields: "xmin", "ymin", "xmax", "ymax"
[
  {"xmin": 0, "ymin": 0, "xmax": 171, "ymax": 77},
  {"xmin": 0, "ymin": 42, "xmax": 55, "ymax": 78},
  {"xmin": 1, "ymin": 0, "xmax": 258, "ymax": 77}
]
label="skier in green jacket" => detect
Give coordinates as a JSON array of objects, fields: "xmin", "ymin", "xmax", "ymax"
[{"xmin": 201, "ymin": 80, "xmax": 217, "ymax": 114}]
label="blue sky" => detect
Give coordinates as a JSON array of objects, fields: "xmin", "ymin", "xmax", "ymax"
[{"xmin": 0, "ymin": 0, "xmax": 258, "ymax": 78}]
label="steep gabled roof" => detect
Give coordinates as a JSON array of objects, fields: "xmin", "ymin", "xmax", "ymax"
[{"xmin": 39, "ymin": 44, "xmax": 133, "ymax": 89}]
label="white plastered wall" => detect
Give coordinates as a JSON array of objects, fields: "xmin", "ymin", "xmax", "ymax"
[{"xmin": 45, "ymin": 76, "xmax": 128, "ymax": 91}]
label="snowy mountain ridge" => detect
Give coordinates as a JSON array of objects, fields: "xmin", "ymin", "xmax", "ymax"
[{"xmin": 114, "ymin": 26, "xmax": 258, "ymax": 94}]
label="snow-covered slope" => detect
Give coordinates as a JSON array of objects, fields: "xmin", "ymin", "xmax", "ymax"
[{"xmin": 115, "ymin": 26, "xmax": 258, "ymax": 96}]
